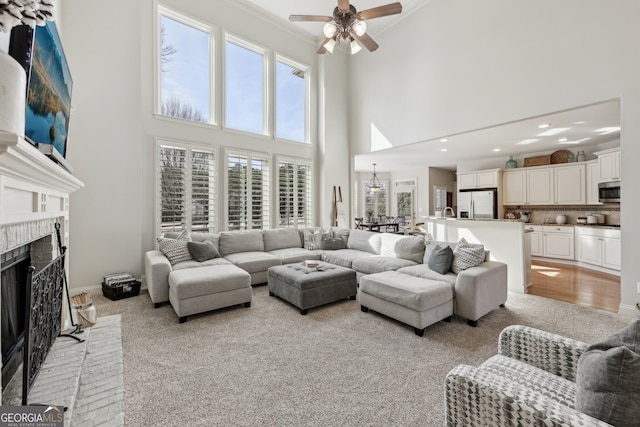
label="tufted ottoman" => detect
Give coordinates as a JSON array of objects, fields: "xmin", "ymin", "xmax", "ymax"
[
  {"xmin": 359, "ymin": 270, "xmax": 453, "ymax": 336},
  {"xmin": 267, "ymin": 261, "xmax": 357, "ymax": 315},
  {"xmin": 168, "ymin": 264, "xmax": 252, "ymax": 323}
]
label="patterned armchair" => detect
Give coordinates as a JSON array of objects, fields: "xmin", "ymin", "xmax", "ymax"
[{"xmin": 444, "ymin": 325, "xmax": 613, "ymax": 426}]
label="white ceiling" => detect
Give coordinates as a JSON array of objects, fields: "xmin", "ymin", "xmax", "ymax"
[
  {"xmin": 354, "ymin": 99, "xmax": 621, "ymax": 172},
  {"xmin": 238, "ymin": 1, "xmax": 621, "ymax": 174}
]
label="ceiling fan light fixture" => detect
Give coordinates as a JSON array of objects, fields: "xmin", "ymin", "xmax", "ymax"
[
  {"xmin": 324, "ymin": 37, "xmax": 337, "ymax": 53},
  {"xmin": 350, "ymin": 38, "xmax": 362, "ymax": 54},
  {"xmin": 323, "ymin": 22, "xmax": 338, "ymax": 38},
  {"xmin": 352, "ymin": 20, "xmax": 367, "ymax": 37}
]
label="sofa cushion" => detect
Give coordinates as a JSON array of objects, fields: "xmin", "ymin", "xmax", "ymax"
[
  {"xmin": 157, "ymin": 230, "xmax": 193, "ymax": 265},
  {"xmin": 397, "ymin": 264, "xmax": 457, "ymax": 285},
  {"xmin": 359, "ymin": 271, "xmax": 452, "ymax": 312},
  {"xmin": 380, "ymin": 234, "xmax": 425, "ymax": 263},
  {"xmin": 322, "ymin": 237, "xmax": 347, "ymax": 250},
  {"xmin": 223, "ymin": 251, "xmax": 282, "ymax": 274},
  {"xmin": 321, "ymin": 249, "xmax": 375, "ymax": 269},
  {"xmin": 218, "ymin": 230, "xmax": 264, "ymax": 256},
  {"xmin": 352, "ymin": 256, "xmax": 417, "ymax": 275},
  {"xmin": 346, "ymin": 229, "xmax": 382, "ymax": 254},
  {"xmin": 575, "ymin": 320, "xmax": 640, "ymax": 426},
  {"xmin": 187, "ymin": 240, "xmax": 221, "ymax": 262},
  {"xmin": 428, "ymin": 245, "xmax": 454, "ymax": 275},
  {"xmin": 451, "ymin": 238, "xmax": 486, "ymax": 273},
  {"xmin": 268, "ymin": 247, "xmax": 322, "ymax": 264},
  {"xmin": 263, "ymin": 228, "xmax": 303, "ymax": 252}
]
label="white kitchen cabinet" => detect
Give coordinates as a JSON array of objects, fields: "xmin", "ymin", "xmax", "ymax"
[
  {"xmin": 457, "ymin": 169, "xmax": 500, "ymax": 190},
  {"xmin": 502, "ymin": 169, "xmax": 527, "ymax": 205},
  {"xmin": 525, "ymin": 225, "xmax": 543, "ymax": 256},
  {"xmin": 586, "ymin": 160, "xmax": 602, "ymax": 205},
  {"xmin": 554, "ymin": 164, "xmax": 586, "ymax": 205},
  {"xmin": 596, "ymin": 148, "xmax": 621, "ymax": 182},
  {"xmin": 576, "ymin": 227, "xmax": 621, "ymax": 270},
  {"xmin": 542, "ymin": 226, "xmax": 574, "ymax": 260},
  {"xmin": 527, "ymin": 168, "xmax": 554, "ymax": 205}
]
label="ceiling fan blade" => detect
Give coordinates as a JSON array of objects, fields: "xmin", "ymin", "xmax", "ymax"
[
  {"xmin": 337, "ymin": 0, "xmax": 350, "ymax": 13},
  {"xmin": 356, "ymin": 2, "xmax": 403, "ymax": 20},
  {"xmin": 289, "ymin": 15, "xmax": 332, "ymax": 22},
  {"xmin": 353, "ymin": 32, "xmax": 379, "ymax": 52}
]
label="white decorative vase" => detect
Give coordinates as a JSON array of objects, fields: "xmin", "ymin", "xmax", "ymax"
[{"xmin": 0, "ymin": 51, "xmax": 26, "ymax": 136}]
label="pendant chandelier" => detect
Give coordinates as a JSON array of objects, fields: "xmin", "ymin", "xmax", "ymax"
[{"xmin": 369, "ymin": 163, "xmax": 381, "ymax": 192}]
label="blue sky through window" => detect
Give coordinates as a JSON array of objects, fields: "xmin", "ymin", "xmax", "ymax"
[
  {"xmin": 160, "ymin": 15, "xmax": 210, "ymax": 121},
  {"xmin": 225, "ymin": 41, "xmax": 264, "ymax": 134},
  {"xmin": 276, "ymin": 61, "xmax": 305, "ymax": 142}
]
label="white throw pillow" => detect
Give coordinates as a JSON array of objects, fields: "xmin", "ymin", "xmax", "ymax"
[
  {"xmin": 451, "ymin": 238, "xmax": 485, "ymax": 273},
  {"xmin": 157, "ymin": 230, "xmax": 193, "ymax": 265}
]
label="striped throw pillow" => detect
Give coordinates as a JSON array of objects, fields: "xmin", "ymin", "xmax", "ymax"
[{"xmin": 157, "ymin": 230, "xmax": 193, "ymax": 265}]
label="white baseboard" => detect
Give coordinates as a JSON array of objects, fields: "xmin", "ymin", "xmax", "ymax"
[{"xmin": 619, "ymin": 303, "xmax": 639, "ymax": 320}]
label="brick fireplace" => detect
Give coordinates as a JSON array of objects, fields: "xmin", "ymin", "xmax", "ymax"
[{"xmin": 0, "ymin": 130, "xmax": 84, "ymax": 401}]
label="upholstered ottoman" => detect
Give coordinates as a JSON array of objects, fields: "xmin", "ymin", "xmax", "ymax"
[
  {"xmin": 168, "ymin": 265, "xmax": 252, "ymax": 323},
  {"xmin": 267, "ymin": 262, "xmax": 357, "ymax": 315},
  {"xmin": 359, "ymin": 271, "xmax": 453, "ymax": 336}
]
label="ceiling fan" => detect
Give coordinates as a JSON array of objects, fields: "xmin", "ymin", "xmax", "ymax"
[{"xmin": 289, "ymin": 1, "xmax": 402, "ymax": 54}]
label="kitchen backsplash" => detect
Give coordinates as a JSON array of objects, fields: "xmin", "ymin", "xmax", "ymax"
[{"xmin": 504, "ymin": 205, "xmax": 620, "ymax": 225}]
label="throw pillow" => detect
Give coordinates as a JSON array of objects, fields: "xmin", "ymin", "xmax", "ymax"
[
  {"xmin": 157, "ymin": 230, "xmax": 193, "ymax": 265},
  {"xmin": 575, "ymin": 320, "xmax": 640, "ymax": 426},
  {"xmin": 322, "ymin": 237, "xmax": 347, "ymax": 250},
  {"xmin": 427, "ymin": 245, "xmax": 454, "ymax": 275},
  {"xmin": 187, "ymin": 240, "xmax": 220, "ymax": 262},
  {"xmin": 451, "ymin": 238, "xmax": 485, "ymax": 273}
]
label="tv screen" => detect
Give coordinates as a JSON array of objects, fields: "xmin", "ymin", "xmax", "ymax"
[{"xmin": 9, "ymin": 22, "xmax": 73, "ymax": 159}]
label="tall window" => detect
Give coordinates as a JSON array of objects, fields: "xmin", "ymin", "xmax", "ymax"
[
  {"xmin": 225, "ymin": 35, "xmax": 267, "ymax": 135},
  {"xmin": 158, "ymin": 7, "xmax": 213, "ymax": 123},
  {"xmin": 225, "ymin": 151, "xmax": 270, "ymax": 230},
  {"xmin": 277, "ymin": 158, "xmax": 313, "ymax": 228},
  {"xmin": 275, "ymin": 55, "xmax": 309, "ymax": 143},
  {"xmin": 157, "ymin": 142, "xmax": 216, "ymax": 235},
  {"xmin": 364, "ymin": 182, "xmax": 388, "ymax": 221}
]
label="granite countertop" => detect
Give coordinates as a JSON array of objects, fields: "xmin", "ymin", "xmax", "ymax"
[{"xmin": 524, "ymin": 222, "xmax": 621, "ymax": 230}]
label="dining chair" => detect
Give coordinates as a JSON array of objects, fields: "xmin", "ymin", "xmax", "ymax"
[{"xmin": 354, "ymin": 217, "xmax": 364, "ymax": 229}]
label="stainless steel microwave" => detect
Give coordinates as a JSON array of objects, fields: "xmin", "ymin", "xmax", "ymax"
[{"xmin": 598, "ymin": 181, "xmax": 620, "ymax": 203}]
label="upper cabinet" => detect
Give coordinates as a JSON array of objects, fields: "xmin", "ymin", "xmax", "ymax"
[
  {"xmin": 457, "ymin": 169, "xmax": 501, "ymax": 190},
  {"xmin": 595, "ymin": 148, "xmax": 621, "ymax": 182},
  {"xmin": 503, "ymin": 164, "xmax": 585, "ymax": 205},
  {"xmin": 585, "ymin": 160, "xmax": 602, "ymax": 205}
]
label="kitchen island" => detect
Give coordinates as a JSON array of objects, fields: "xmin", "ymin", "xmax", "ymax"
[{"xmin": 425, "ymin": 218, "xmax": 530, "ymax": 293}]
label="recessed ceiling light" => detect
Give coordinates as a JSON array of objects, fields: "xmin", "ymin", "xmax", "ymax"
[
  {"xmin": 517, "ymin": 139, "xmax": 540, "ymax": 145},
  {"xmin": 493, "ymin": 148, "xmax": 501, "ymax": 152},
  {"xmin": 538, "ymin": 123, "xmax": 551, "ymax": 128},
  {"xmin": 440, "ymin": 138, "xmax": 448, "ymax": 142},
  {"xmin": 441, "ymin": 148, "xmax": 448, "ymax": 152},
  {"xmin": 558, "ymin": 138, "xmax": 568, "ymax": 142},
  {"xmin": 595, "ymin": 126, "xmax": 621, "ymax": 135},
  {"xmin": 558, "ymin": 137, "xmax": 592, "ymax": 145},
  {"xmin": 538, "ymin": 127, "xmax": 570, "ymax": 136},
  {"xmin": 573, "ymin": 121, "xmax": 586, "ymax": 124}
]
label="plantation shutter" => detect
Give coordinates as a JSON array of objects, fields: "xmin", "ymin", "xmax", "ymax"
[
  {"xmin": 277, "ymin": 158, "xmax": 312, "ymax": 228},
  {"xmin": 226, "ymin": 151, "xmax": 270, "ymax": 230},
  {"xmin": 157, "ymin": 143, "xmax": 216, "ymax": 236}
]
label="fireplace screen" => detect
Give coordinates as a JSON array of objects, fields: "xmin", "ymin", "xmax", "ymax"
[{"xmin": 22, "ymin": 252, "xmax": 65, "ymax": 404}]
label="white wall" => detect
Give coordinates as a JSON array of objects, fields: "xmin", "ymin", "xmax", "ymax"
[
  {"xmin": 349, "ymin": 0, "xmax": 640, "ymax": 316},
  {"xmin": 61, "ymin": 0, "xmax": 351, "ymax": 289}
]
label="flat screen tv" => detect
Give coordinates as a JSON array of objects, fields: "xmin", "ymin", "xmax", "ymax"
[{"xmin": 9, "ymin": 22, "xmax": 73, "ymax": 169}]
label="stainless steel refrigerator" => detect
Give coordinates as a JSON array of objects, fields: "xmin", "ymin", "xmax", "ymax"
[{"xmin": 457, "ymin": 189, "xmax": 498, "ymax": 219}]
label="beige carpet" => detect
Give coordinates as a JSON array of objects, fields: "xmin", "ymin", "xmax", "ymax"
[{"xmin": 92, "ymin": 285, "xmax": 630, "ymax": 426}]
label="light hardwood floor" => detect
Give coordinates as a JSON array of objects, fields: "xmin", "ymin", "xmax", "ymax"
[{"xmin": 527, "ymin": 261, "xmax": 621, "ymax": 313}]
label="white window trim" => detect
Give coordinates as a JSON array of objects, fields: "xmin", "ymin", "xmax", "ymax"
[
  {"xmin": 223, "ymin": 32, "xmax": 269, "ymax": 137},
  {"xmin": 274, "ymin": 53, "xmax": 311, "ymax": 144},
  {"xmin": 154, "ymin": 137, "xmax": 217, "ymax": 238}
]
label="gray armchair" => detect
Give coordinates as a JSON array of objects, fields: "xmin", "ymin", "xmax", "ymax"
[{"xmin": 444, "ymin": 324, "xmax": 628, "ymax": 426}]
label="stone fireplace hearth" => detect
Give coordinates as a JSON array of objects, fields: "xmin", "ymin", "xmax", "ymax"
[{"xmin": 0, "ymin": 130, "xmax": 84, "ymax": 401}]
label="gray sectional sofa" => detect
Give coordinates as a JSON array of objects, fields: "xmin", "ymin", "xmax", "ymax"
[{"xmin": 144, "ymin": 227, "xmax": 507, "ymax": 329}]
